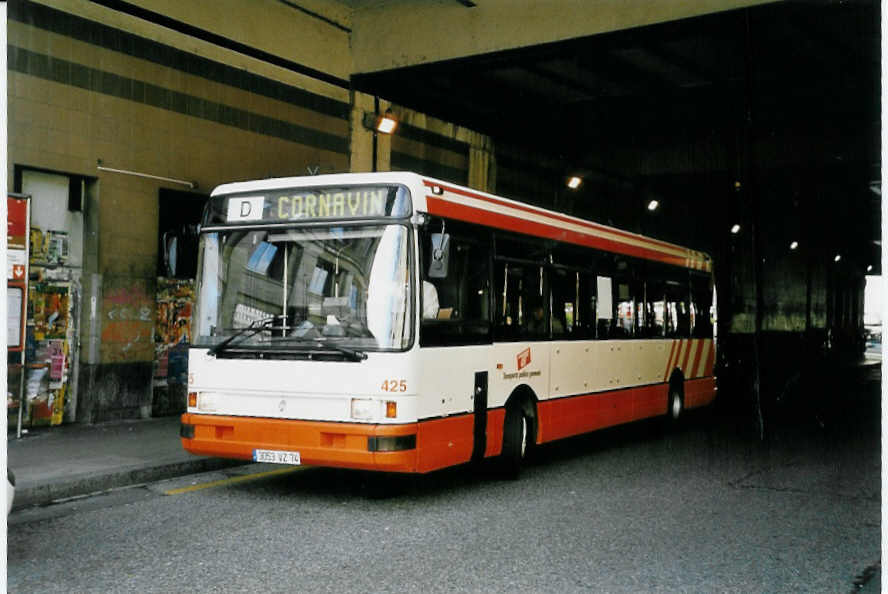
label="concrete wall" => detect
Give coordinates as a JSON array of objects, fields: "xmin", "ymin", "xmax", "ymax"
[{"xmin": 8, "ymin": 0, "xmax": 353, "ymax": 421}]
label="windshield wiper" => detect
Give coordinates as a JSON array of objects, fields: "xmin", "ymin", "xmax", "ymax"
[
  {"xmin": 208, "ymin": 316, "xmax": 282, "ymax": 356},
  {"xmin": 263, "ymin": 336, "xmax": 368, "ymax": 362}
]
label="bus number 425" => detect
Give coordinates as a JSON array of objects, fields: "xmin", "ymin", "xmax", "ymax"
[{"xmin": 381, "ymin": 379, "xmax": 407, "ymax": 392}]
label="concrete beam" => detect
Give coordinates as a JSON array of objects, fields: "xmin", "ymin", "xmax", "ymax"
[{"xmin": 352, "ymin": 0, "xmax": 775, "ymax": 74}]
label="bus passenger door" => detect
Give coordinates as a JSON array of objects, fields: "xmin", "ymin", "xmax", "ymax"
[{"xmin": 471, "ymin": 371, "xmax": 488, "ymax": 462}]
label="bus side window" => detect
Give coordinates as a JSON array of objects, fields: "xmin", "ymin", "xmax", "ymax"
[
  {"xmin": 578, "ymin": 273, "xmax": 596, "ymax": 339},
  {"xmin": 419, "ymin": 220, "xmax": 492, "ymax": 347},
  {"xmin": 596, "ymin": 276, "xmax": 613, "ymax": 339},
  {"xmin": 614, "ymin": 281, "xmax": 637, "ymax": 338},
  {"xmin": 665, "ymin": 279, "xmax": 691, "ymax": 338},
  {"xmin": 495, "ymin": 261, "xmax": 522, "ymax": 340},
  {"xmin": 645, "ymin": 278, "xmax": 666, "ymax": 337},
  {"xmin": 690, "ymin": 274, "xmax": 713, "ymax": 338},
  {"xmin": 549, "ymin": 267, "xmax": 576, "ymax": 339}
]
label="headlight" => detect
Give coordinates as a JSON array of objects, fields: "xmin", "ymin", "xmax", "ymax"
[
  {"xmin": 350, "ymin": 398, "xmax": 375, "ymax": 420},
  {"xmin": 197, "ymin": 392, "xmax": 218, "ymax": 412}
]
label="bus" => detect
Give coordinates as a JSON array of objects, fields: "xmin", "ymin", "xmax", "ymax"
[{"xmin": 180, "ymin": 171, "xmax": 716, "ymax": 476}]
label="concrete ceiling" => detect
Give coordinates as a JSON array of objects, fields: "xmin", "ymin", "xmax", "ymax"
[{"xmin": 352, "ymin": 1, "xmax": 881, "ymax": 271}]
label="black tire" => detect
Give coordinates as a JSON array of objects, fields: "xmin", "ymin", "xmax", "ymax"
[
  {"xmin": 666, "ymin": 384, "xmax": 684, "ymax": 424},
  {"xmin": 499, "ymin": 403, "xmax": 531, "ymax": 479}
]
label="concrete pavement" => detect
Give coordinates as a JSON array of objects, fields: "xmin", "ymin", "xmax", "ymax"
[{"xmin": 7, "ymin": 415, "xmax": 245, "ymax": 509}]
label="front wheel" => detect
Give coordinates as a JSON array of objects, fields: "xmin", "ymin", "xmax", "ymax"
[{"xmin": 499, "ymin": 404, "xmax": 530, "ymax": 479}]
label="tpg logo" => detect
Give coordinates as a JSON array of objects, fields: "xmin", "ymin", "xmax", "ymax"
[{"xmin": 517, "ymin": 347, "xmax": 531, "ymax": 371}]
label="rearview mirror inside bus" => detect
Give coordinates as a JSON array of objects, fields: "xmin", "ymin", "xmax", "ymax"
[{"xmin": 428, "ymin": 233, "xmax": 450, "ymax": 278}]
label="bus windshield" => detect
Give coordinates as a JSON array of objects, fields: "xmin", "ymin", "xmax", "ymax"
[{"xmin": 192, "ymin": 224, "xmax": 412, "ymax": 352}]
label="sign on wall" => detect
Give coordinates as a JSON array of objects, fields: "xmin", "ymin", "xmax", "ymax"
[{"xmin": 8, "ymin": 194, "xmax": 30, "ymax": 351}]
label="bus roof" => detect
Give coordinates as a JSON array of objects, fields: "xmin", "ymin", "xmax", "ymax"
[{"xmin": 212, "ymin": 172, "xmax": 712, "ymax": 273}]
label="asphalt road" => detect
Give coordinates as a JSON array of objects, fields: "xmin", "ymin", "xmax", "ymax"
[{"xmin": 7, "ymin": 401, "xmax": 880, "ymax": 594}]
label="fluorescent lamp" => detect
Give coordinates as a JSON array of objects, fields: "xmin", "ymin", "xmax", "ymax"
[{"xmin": 362, "ymin": 109, "xmax": 398, "ymax": 134}]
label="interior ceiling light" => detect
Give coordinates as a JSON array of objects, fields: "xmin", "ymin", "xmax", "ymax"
[
  {"xmin": 730, "ymin": 224, "xmax": 741, "ymax": 234},
  {"xmin": 647, "ymin": 200, "xmax": 659, "ymax": 211},
  {"xmin": 867, "ymin": 265, "xmax": 873, "ymax": 272},
  {"xmin": 790, "ymin": 241, "xmax": 798, "ymax": 250},
  {"xmin": 834, "ymin": 254, "xmax": 842, "ymax": 262},
  {"xmin": 567, "ymin": 176, "xmax": 582, "ymax": 190}
]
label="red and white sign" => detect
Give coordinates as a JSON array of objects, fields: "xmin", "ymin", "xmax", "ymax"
[
  {"xmin": 7, "ymin": 249, "xmax": 25, "ymax": 280},
  {"xmin": 7, "ymin": 196, "xmax": 28, "ymax": 250},
  {"xmin": 517, "ymin": 347, "xmax": 531, "ymax": 371}
]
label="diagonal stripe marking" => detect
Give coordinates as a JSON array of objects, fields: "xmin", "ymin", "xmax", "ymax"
[{"xmin": 164, "ymin": 466, "xmax": 306, "ymax": 495}]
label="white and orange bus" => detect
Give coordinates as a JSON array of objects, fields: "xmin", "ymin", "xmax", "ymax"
[{"xmin": 180, "ymin": 171, "xmax": 716, "ymax": 476}]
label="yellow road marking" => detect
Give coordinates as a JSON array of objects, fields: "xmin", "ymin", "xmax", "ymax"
[{"xmin": 164, "ymin": 466, "xmax": 307, "ymax": 495}]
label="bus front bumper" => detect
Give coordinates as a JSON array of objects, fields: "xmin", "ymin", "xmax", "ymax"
[{"xmin": 180, "ymin": 413, "xmax": 418, "ymax": 473}]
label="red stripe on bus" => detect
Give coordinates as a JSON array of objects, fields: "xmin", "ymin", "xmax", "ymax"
[
  {"xmin": 423, "ymin": 180, "xmax": 686, "ymax": 254},
  {"xmin": 415, "ymin": 414, "xmax": 474, "ymax": 473},
  {"xmin": 684, "ymin": 376, "xmax": 717, "ymax": 409},
  {"xmin": 664, "ymin": 340, "xmax": 679, "ymax": 381},
  {"xmin": 681, "ymin": 340, "xmax": 700, "ymax": 370},
  {"xmin": 426, "ymin": 197, "xmax": 690, "ymax": 269},
  {"xmin": 688, "ymin": 339, "xmax": 705, "ymax": 378},
  {"xmin": 536, "ymin": 384, "xmax": 670, "ymax": 443},
  {"xmin": 484, "ymin": 408, "xmax": 506, "ymax": 457}
]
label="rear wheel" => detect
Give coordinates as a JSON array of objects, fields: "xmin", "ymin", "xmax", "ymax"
[
  {"xmin": 500, "ymin": 403, "xmax": 531, "ymax": 478},
  {"xmin": 667, "ymin": 384, "xmax": 684, "ymax": 423}
]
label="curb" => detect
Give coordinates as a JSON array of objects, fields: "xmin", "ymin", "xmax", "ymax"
[{"xmin": 13, "ymin": 457, "xmax": 249, "ymax": 510}]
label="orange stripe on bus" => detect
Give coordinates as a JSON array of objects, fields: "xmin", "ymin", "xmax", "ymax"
[
  {"xmin": 181, "ymin": 413, "xmax": 419, "ymax": 472},
  {"xmin": 688, "ymin": 339, "xmax": 705, "ymax": 378},
  {"xmin": 416, "ymin": 415, "xmax": 474, "ymax": 473},
  {"xmin": 484, "ymin": 408, "xmax": 506, "ymax": 457},
  {"xmin": 684, "ymin": 376, "xmax": 717, "ymax": 409},
  {"xmin": 693, "ymin": 340, "xmax": 710, "ymax": 378},
  {"xmin": 664, "ymin": 339, "xmax": 678, "ymax": 381},
  {"xmin": 673, "ymin": 340, "xmax": 687, "ymax": 374},
  {"xmin": 680, "ymin": 339, "xmax": 695, "ymax": 372},
  {"xmin": 537, "ymin": 384, "xmax": 669, "ymax": 443}
]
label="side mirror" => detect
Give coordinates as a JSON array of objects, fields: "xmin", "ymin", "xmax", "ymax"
[{"xmin": 427, "ymin": 233, "xmax": 450, "ymax": 278}]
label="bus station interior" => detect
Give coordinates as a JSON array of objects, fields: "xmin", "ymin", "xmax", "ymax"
[{"xmin": 5, "ymin": 0, "xmax": 881, "ymax": 436}]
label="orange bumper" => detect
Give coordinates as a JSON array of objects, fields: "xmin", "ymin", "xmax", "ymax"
[{"xmin": 180, "ymin": 413, "xmax": 419, "ymax": 473}]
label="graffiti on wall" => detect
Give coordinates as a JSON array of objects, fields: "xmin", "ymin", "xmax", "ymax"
[{"xmin": 101, "ymin": 282, "xmax": 154, "ymax": 361}]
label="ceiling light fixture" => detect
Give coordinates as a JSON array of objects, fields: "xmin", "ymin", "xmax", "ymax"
[
  {"xmin": 834, "ymin": 254, "xmax": 842, "ymax": 262},
  {"xmin": 730, "ymin": 224, "xmax": 741, "ymax": 234},
  {"xmin": 789, "ymin": 241, "xmax": 798, "ymax": 250},
  {"xmin": 647, "ymin": 199, "xmax": 659, "ymax": 211},
  {"xmin": 567, "ymin": 176, "xmax": 582, "ymax": 190},
  {"xmin": 363, "ymin": 108, "xmax": 398, "ymax": 135}
]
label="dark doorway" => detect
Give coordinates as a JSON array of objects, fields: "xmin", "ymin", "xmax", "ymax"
[{"xmin": 157, "ymin": 188, "xmax": 206, "ymax": 279}]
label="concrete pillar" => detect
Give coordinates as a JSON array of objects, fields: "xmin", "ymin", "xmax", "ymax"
[
  {"xmin": 349, "ymin": 92, "xmax": 392, "ymax": 172},
  {"xmin": 468, "ymin": 133, "xmax": 495, "ymax": 193}
]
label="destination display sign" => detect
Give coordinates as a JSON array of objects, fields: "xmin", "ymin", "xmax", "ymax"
[{"xmin": 207, "ymin": 185, "xmax": 411, "ymax": 226}]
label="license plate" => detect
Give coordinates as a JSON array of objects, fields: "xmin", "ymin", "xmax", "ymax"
[{"xmin": 253, "ymin": 449, "xmax": 301, "ymax": 465}]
